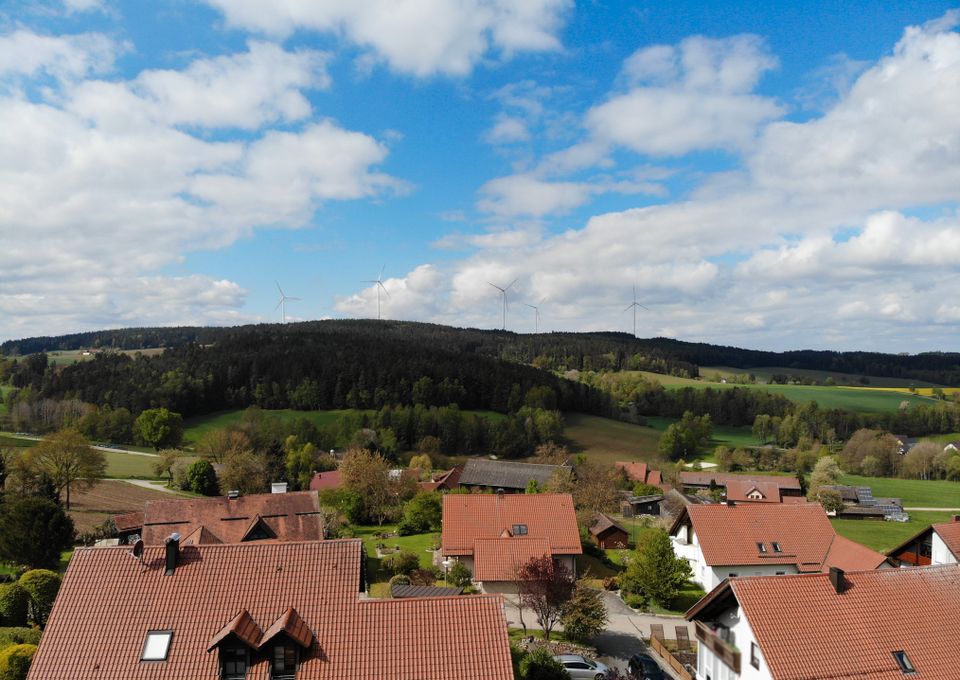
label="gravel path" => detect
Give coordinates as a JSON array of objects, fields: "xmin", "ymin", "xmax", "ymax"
[{"xmin": 123, "ymin": 479, "xmax": 181, "ymax": 494}]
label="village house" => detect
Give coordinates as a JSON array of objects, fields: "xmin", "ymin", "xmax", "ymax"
[
  {"xmin": 886, "ymin": 516, "xmax": 960, "ymax": 566},
  {"xmin": 615, "ymin": 461, "xmax": 666, "ymax": 489},
  {"xmin": 27, "ymin": 539, "xmax": 513, "ymax": 679},
  {"xmin": 115, "ymin": 491, "xmax": 325, "ymax": 546},
  {"xmin": 441, "ymin": 493, "xmax": 581, "ymax": 593},
  {"xmin": 417, "ymin": 465, "xmax": 463, "ymax": 492},
  {"xmin": 687, "ymin": 564, "xmax": 960, "ymax": 680},
  {"xmin": 669, "ymin": 502, "xmax": 892, "ymax": 590},
  {"xmin": 679, "ymin": 472, "xmax": 803, "ymax": 504},
  {"xmin": 456, "ymin": 458, "xmax": 568, "ymax": 493}
]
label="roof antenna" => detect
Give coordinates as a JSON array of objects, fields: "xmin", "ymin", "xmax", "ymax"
[{"xmin": 132, "ymin": 539, "xmax": 145, "ymax": 565}]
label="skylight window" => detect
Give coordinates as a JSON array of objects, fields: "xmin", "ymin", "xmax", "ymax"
[
  {"xmin": 892, "ymin": 650, "xmax": 916, "ymax": 674},
  {"xmin": 141, "ymin": 631, "xmax": 173, "ymax": 661},
  {"xmin": 756, "ymin": 542, "xmax": 767, "ymax": 553},
  {"xmin": 772, "ymin": 542, "xmax": 782, "ymax": 553},
  {"xmin": 512, "ymin": 524, "xmax": 528, "ymax": 536}
]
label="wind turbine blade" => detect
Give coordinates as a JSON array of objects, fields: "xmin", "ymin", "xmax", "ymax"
[
  {"xmin": 379, "ymin": 264, "xmax": 386, "ymax": 281},
  {"xmin": 488, "ymin": 281, "xmax": 504, "ymax": 292},
  {"xmin": 378, "ymin": 282, "xmax": 391, "ymax": 298},
  {"xmin": 276, "ymin": 281, "xmax": 285, "ymax": 297},
  {"xmin": 361, "ymin": 280, "xmax": 378, "ymax": 284},
  {"xmin": 623, "ymin": 303, "xmax": 635, "ymax": 313},
  {"xmin": 524, "ymin": 303, "xmax": 536, "ymax": 309},
  {"xmin": 287, "ymin": 296, "xmax": 302, "ymax": 301},
  {"xmin": 505, "ymin": 278, "xmax": 518, "ymax": 291},
  {"xmin": 275, "ymin": 300, "xmax": 284, "ymax": 311},
  {"xmin": 539, "ymin": 297, "xmax": 547, "ymax": 304},
  {"xmin": 637, "ymin": 303, "xmax": 649, "ymax": 311}
]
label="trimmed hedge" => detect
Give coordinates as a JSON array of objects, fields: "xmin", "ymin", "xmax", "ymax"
[
  {"xmin": 0, "ymin": 643, "xmax": 36, "ymax": 680},
  {"xmin": 0, "ymin": 586, "xmax": 27, "ymax": 628}
]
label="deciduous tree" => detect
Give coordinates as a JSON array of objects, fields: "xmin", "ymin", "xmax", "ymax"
[
  {"xmin": 620, "ymin": 529, "xmax": 691, "ymax": 608},
  {"xmin": 134, "ymin": 408, "xmax": 184, "ymax": 451},
  {"xmin": 25, "ymin": 429, "xmax": 105, "ymax": 509},
  {"xmin": 0, "ymin": 499, "xmax": 74, "ymax": 571},
  {"xmin": 560, "ymin": 582, "xmax": 608, "ymax": 643},
  {"xmin": 517, "ymin": 555, "xmax": 574, "ymax": 640}
]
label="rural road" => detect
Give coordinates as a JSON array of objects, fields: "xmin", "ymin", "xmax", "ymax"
[
  {"xmin": 124, "ymin": 479, "xmax": 181, "ymax": 494},
  {"xmin": 904, "ymin": 507, "xmax": 960, "ymax": 512},
  {"xmin": 1, "ymin": 432, "xmax": 158, "ymax": 457}
]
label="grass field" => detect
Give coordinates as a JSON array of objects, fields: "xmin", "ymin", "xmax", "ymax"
[
  {"xmin": 633, "ymin": 370, "xmax": 936, "ymax": 414},
  {"xmin": 837, "ymin": 475, "xmax": 960, "ymax": 508},
  {"xmin": 701, "ymin": 366, "xmax": 943, "ymax": 388},
  {"xmin": 43, "ymin": 347, "xmax": 166, "ymax": 367},
  {"xmin": 832, "ymin": 510, "xmax": 955, "ymax": 553}
]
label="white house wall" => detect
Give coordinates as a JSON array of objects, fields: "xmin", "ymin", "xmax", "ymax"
[
  {"xmin": 932, "ymin": 532, "xmax": 959, "ymax": 565},
  {"xmin": 696, "ymin": 603, "xmax": 772, "ymax": 680},
  {"xmin": 672, "ymin": 529, "xmax": 799, "ymax": 590}
]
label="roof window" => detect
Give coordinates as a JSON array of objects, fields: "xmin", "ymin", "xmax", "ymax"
[
  {"xmin": 892, "ymin": 651, "xmax": 916, "ymax": 674},
  {"xmin": 772, "ymin": 542, "xmax": 782, "ymax": 553},
  {"xmin": 512, "ymin": 524, "xmax": 528, "ymax": 536},
  {"xmin": 141, "ymin": 630, "xmax": 173, "ymax": 661},
  {"xmin": 756, "ymin": 542, "xmax": 767, "ymax": 553}
]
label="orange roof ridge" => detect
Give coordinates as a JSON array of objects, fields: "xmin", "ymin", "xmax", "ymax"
[{"xmin": 259, "ymin": 607, "xmax": 314, "ymax": 650}]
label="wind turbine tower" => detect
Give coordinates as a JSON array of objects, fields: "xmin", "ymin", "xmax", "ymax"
[
  {"xmin": 488, "ymin": 279, "xmax": 517, "ymax": 330},
  {"xmin": 623, "ymin": 285, "xmax": 648, "ymax": 337},
  {"xmin": 525, "ymin": 297, "xmax": 545, "ymax": 334},
  {"xmin": 362, "ymin": 265, "xmax": 391, "ymax": 320},
  {"xmin": 275, "ymin": 281, "xmax": 301, "ymax": 324}
]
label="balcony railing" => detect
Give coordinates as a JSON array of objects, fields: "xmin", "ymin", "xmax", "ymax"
[{"xmin": 695, "ymin": 621, "xmax": 741, "ymax": 673}]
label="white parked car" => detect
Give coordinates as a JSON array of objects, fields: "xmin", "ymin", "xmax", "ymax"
[{"xmin": 553, "ymin": 654, "xmax": 608, "ymax": 679}]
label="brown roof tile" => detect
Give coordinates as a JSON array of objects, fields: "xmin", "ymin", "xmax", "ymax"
[
  {"xmin": 724, "ymin": 479, "xmax": 783, "ymax": 503},
  {"xmin": 259, "ymin": 607, "xmax": 313, "ymax": 649},
  {"xmin": 615, "ymin": 461, "xmax": 649, "ymax": 482},
  {"xmin": 309, "ymin": 470, "xmax": 343, "ymax": 491},
  {"xmin": 588, "ymin": 513, "xmax": 627, "ymax": 538},
  {"xmin": 473, "ymin": 537, "xmax": 552, "ymax": 581},
  {"xmin": 692, "ymin": 565, "xmax": 960, "ymax": 679},
  {"xmin": 206, "ymin": 609, "xmax": 262, "ymax": 651},
  {"xmin": 112, "ymin": 511, "xmax": 144, "ymax": 532},
  {"xmin": 675, "ymin": 503, "xmax": 888, "ymax": 571},
  {"xmin": 441, "ymin": 493, "xmax": 581, "ymax": 557},
  {"xmin": 29, "ymin": 540, "xmax": 513, "ymax": 680},
  {"xmin": 679, "ymin": 471, "xmax": 801, "ymax": 491},
  {"xmin": 141, "ymin": 491, "xmax": 324, "ymax": 545}
]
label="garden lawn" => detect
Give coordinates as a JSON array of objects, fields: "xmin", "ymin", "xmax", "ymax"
[
  {"xmin": 831, "ymin": 510, "xmax": 955, "ymax": 553},
  {"xmin": 837, "ymin": 475, "xmax": 960, "ymax": 508},
  {"xmin": 352, "ymin": 524, "xmax": 440, "ymax": 595},
  {"xmin": 646, "ymin": 581, "xmax": 707, "ymax": 617}
]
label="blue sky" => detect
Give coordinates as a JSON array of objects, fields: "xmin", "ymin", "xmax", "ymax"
[{"xmin": 1, "ymin": 1, "xmax": 959, "ymax": 352}]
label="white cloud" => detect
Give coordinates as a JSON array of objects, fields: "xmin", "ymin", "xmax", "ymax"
[
  {"xmin": 477, "ymin": 173, "xmax": 664, "ymax": 218},
  {"xmin": 484, "ymin": 114, "xmax": 530, "ymax": 144},
  {"xmin": 0, "ymin": 29, "xmax": 119, "ymax": 82},
  {"xmin": 62, "ymin": 0, "xmax": 106, "ymax": 12},
  {"xmin": 202, "ymin": 0, "xmax": 572, "ymax": 76}
]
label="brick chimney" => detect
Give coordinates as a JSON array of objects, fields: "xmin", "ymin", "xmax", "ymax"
[
  {"xmin": 829, "ymin": 566, "xmax": 845, "ymax": 594},
  {"xmin": 164, "ymin": 533, "xmax": 181, "ymax": 576}
]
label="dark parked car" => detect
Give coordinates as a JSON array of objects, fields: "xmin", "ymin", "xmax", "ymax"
[{"xmin": 627, "ymin": 653, "xmax": 666, "ymax": 680}]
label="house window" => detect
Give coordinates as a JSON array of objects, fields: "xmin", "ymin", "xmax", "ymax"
[
  {"xmin": 512, "ymin": 524, "xmax": 528, "ymax": 536},
  {"xmin": 221, "ymin": 644, "xmax": 248, "ymax": 680},
  {"xmin": 892, "ymin": 651, "xmax": 916, "ymax": 674},
  {"xmin": 772, "ymin": 542, "xmax": 782, "ymax": 553},
  {"xmin": 728, "ymin": 572, "xmax": 738, "ymax": 578},
  {"xmin": 272, "ymin": 643, "xmax": 298, "ymax": 680},
  {"xmin": 751, "ymin": 642, "xmax": 761, "ymax": 669},
  {"xmin": 776, "ymin": 571, "xmax": 785, "ymax": 576},
  {"xmin": 141, "ymin": 631, "xmax": 173, "ymax": 661},
  {"xmin": 757, "ymin": 542, "xmax": 767, "ymax": 553}
]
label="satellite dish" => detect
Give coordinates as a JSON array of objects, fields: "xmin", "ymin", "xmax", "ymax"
[{"xmin": 132, "ymin": 539, "xmax": 145, "ymax": 560}]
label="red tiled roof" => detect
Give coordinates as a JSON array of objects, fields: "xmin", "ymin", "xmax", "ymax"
[
  {"xmin": 679, "ymin": 472, "xmax": 801, "ymax": 491},
  {"xmin": 309, "ymin": 470, "xmax": 343, "ymax": 491},
  {"xmin": 933, "ymin": 520, "xmax": 960, "ymax": 558},
  {"xmin": 206, "ymin": 609, "xmax": 262, "ymax": 651},
  {"xmin": 616, "ymin": 461, "xmax": 649, "ymax": 482},
  {"xmin": 140, "ymin": 491, "xmax": 324, "ymax": 545},
  {"xmin": 473, "ymin": 537, "xmax": 552, "ymax": 581},
  {"xmin": 260, "ymin": 607, "xmax": 313, "ymax": 649},
  {"xmin": 691, "ymin": 565, "xmax": 960, "ymax": 680},
  {"xmin": 724, "ymin": 479, "xmax": 783, "ymax": 503},
  {"xmin": 112, "ymin": 511, "xmax": 144, "ymax": 532},
  {"xmin": 29, "ymin": 540, "xmax": 514, "ymax": 680},
  {"xmin": 675, "ymin": 503, "xmax": 888, "ymax": 571},
  {"xmin": 441, "ymin": 493, "xmax": 582, "ymax": 557}
]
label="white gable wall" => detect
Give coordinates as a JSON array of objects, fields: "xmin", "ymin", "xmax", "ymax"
[
  {"xmin": 696, "ymin": 602, "xmax": 773, "ymax": 680},
  {"xmin": 932, "ymin": 532, "xmax": 959, "ymax": 565}
]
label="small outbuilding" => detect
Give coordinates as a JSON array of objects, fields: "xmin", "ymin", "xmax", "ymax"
[
  {"xmin": 620, "ymin": 494, "xmax": 663, "ymax": 518},
  {"xmin": 589, "ymin": 513, "xmax": 629, "ymax": 549}
]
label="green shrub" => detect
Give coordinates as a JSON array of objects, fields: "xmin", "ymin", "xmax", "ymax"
[
  {"xmin": 18, "ymin": 571, "xmax": 61, "ymax": 628},
  {"xmin": 381, "ymin": 550, "xmax": 420, "ymax": 576},
  {"xmin": 408, "ymin": 568, "xmax": 439, "ymax": 585},
  {"xmin": 185, "ymin": 459, "xmax": 219, "ymax": 496},
  {"xmin": 0, "ymin": 643, "xmax": 36, "ymax": 680},
  {"xmin": 518, "ymin": 647, "xmax": 570, "ymax": 680},
  {"xmin": 447, "ymin": 560, "xmax": 472, "ymax": 587},
  {"xmin": 0, "ymin": 629, "xmax": 40, "ymax": 649},
  {"xmin": 387, "ymin": 574, "xmax": 410, "ymax": 588},
  {"xmin": 0, "ymin": 586, "xmax": 28, "ymax": 627}
]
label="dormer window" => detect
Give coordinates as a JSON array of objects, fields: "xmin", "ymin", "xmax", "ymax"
[
  {"xmin": 893, "ymin": 650, "xmax": 916, "ymax": 674},
  {"xmin": 772, "ymin": 542, "xmax": 782, "ymax": 553},
  {"xmin": 221, "ymin": 644, "xmax": 249, "ymax": 680},
  {"xmin": 272, "ymin": 643, "xmax": 298, "ymax": 680},
  {"xmin": 757, "ymin": 542, "xmax": 767, "ymax": 553},
  {"xmin": 141, "ymin": 630, "xmax": 173, "ymax": 661},
  {"xmin": 512, "ymin": 524, "xmax": 528, "ymax": 536}
]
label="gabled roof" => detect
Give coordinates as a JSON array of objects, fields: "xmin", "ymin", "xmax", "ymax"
[
  {"xmin": 473, "ymin": 537, "xmax": 552, "ymax": 581},
  {"xmin": 259, "ymin": 607, "xmax": 313, "ymax": 649},
  {"xmin": 615, "ymin": 461, "xmax": 648, "ymax": 482},
  {"xmin": 112, "ymin": 511, "xmax": 144, "ymax": 533},
  {"xmin": 887, "ymin": 519, "xmax": 960, "ymax": 561},
  {"xmin": 589, "ymin": 513, "xmax": 627, "ymax": 538},
  {"xmin": 679, "ymin": 472, "xmax": 801, "ymax": 491},
  {"xmin": 458, "ymin": 458, "xmax": 563, "ymax": 490},
  {"xmin": 688, "ymin": 565, "xmax": 960, "ymax": 680},
  {"xmin": 309, "ymin": 470, "xmax": 343, "ymax": 491},
  {"xmin": 29, "ymin": 540, "xmax": 514, "ymax": 680},
  {"xmin": 441, "ymin": 493, "xmax": 581, "ymax": 557},
  {"xmin": 417, "ymin": 465, "xmax": 463, "ymax": 492},
  {"xmin": 724, "ymin": 479, "xmax": 782, "ymax": 503},
  {"xmin": 206, "ymin": 609, "xmax": 262, "ymax": 651},
  {"xmin": 671, "ymin": 503, "xmax": 888, "ymax": 571},
  {"xmin": 140, "ymin": 491, "xmax": 324, "ymax": 545}
]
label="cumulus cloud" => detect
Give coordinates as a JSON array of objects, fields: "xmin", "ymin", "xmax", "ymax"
[
  {"xmin": 0, "ymin": 33, "xmax": 403, "ymax": 339},
  {"xmin": 202, "ymin": 0, "xmax": 572, "ymax": 76},
  {"xmin": 0, "ymin": 29, "xmax": 119, "ymax": 82},
  {"xmin": 477, "ymin": 173, "xmax": 665, "ymax": 218}
]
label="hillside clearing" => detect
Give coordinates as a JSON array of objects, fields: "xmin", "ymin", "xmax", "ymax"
[{"xmin": 701, "ymin": 366, "xmax": 944, "ymax": 388}]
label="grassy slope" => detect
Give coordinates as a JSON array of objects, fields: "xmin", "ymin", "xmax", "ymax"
[
  {"xmin": 832, "ymin": 510, "xmax": 955, "ymax": 553},
  {"xmin": 701, "ymin": 366, "xmax": 944, "ymax": 388},
  {"xmin": 632, "ymin": 370, "xmax": 935, "ymax": 413},
  {"xmin": 838, "ymin": 474, "xmax": 960, "ymax": 508}
]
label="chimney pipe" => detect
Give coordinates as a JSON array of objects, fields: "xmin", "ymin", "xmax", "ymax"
[
  {"xmin": 953, "ymin": 515, "xmax": 960, "ymax": 523},
  {"xmin": 164, "ymin": 533, "xmax": 181, "ymax": 576},
  {"xmin": 726, "ymin": 500, "xmax": 736, "ymax": 507},
  {"xmin": 828, "ymin": 566, "xmax": 845, "ymax": 594},
  {"xmin": 227, "ymin": 490, "xmax": 240, "ymax": 500}
]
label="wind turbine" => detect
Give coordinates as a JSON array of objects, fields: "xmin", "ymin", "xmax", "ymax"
[
  {"xmin": 524, "ymin": 297, "xmax": 546, "ymax": 334},
  {"xmin": 362, "ymin": 265, "xmax": 391, "ymax": 320},
  {"xmin": 488, "ymin": 279, "xmax": 517, "ymax": 330},
  {"xmin": 623, "ymin": 285, "xmax": 649, "ymax": 337},
  {"xmin": 275, "ymin": 281, "xmax": 300, "ymax": 324}
]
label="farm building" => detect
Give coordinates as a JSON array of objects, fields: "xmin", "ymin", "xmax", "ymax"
[
  {"xmin": 615, "ymin": 461, "xmax": 666, "ymax": 488},
  {"xmin": 588, "ymin": 513, "xmax": 629, "ymax": 549},
  {"xmin": 679, "ymin": 472, "xmax": 803, "ymax": 503},
  {"xmin": 29, "ymin": 539, "xmax": 513, "ymax": 679},
  {"xmin": 619, "ymin": 494, "xmax": 663, "ymax": 517},
  {"xmin": 457, "ymin": 458, "xmax": 568, "ymax": 493}
]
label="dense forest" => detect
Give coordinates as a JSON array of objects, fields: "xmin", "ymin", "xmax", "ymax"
[{"xmin": 4, "ymin": 319, "xmax": 959, "ymax": 384}]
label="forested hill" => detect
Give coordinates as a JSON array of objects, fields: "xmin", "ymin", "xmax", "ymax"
[{"xmin": 4, "ymin": 319, "xmax": 960, "ymax": 384}]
